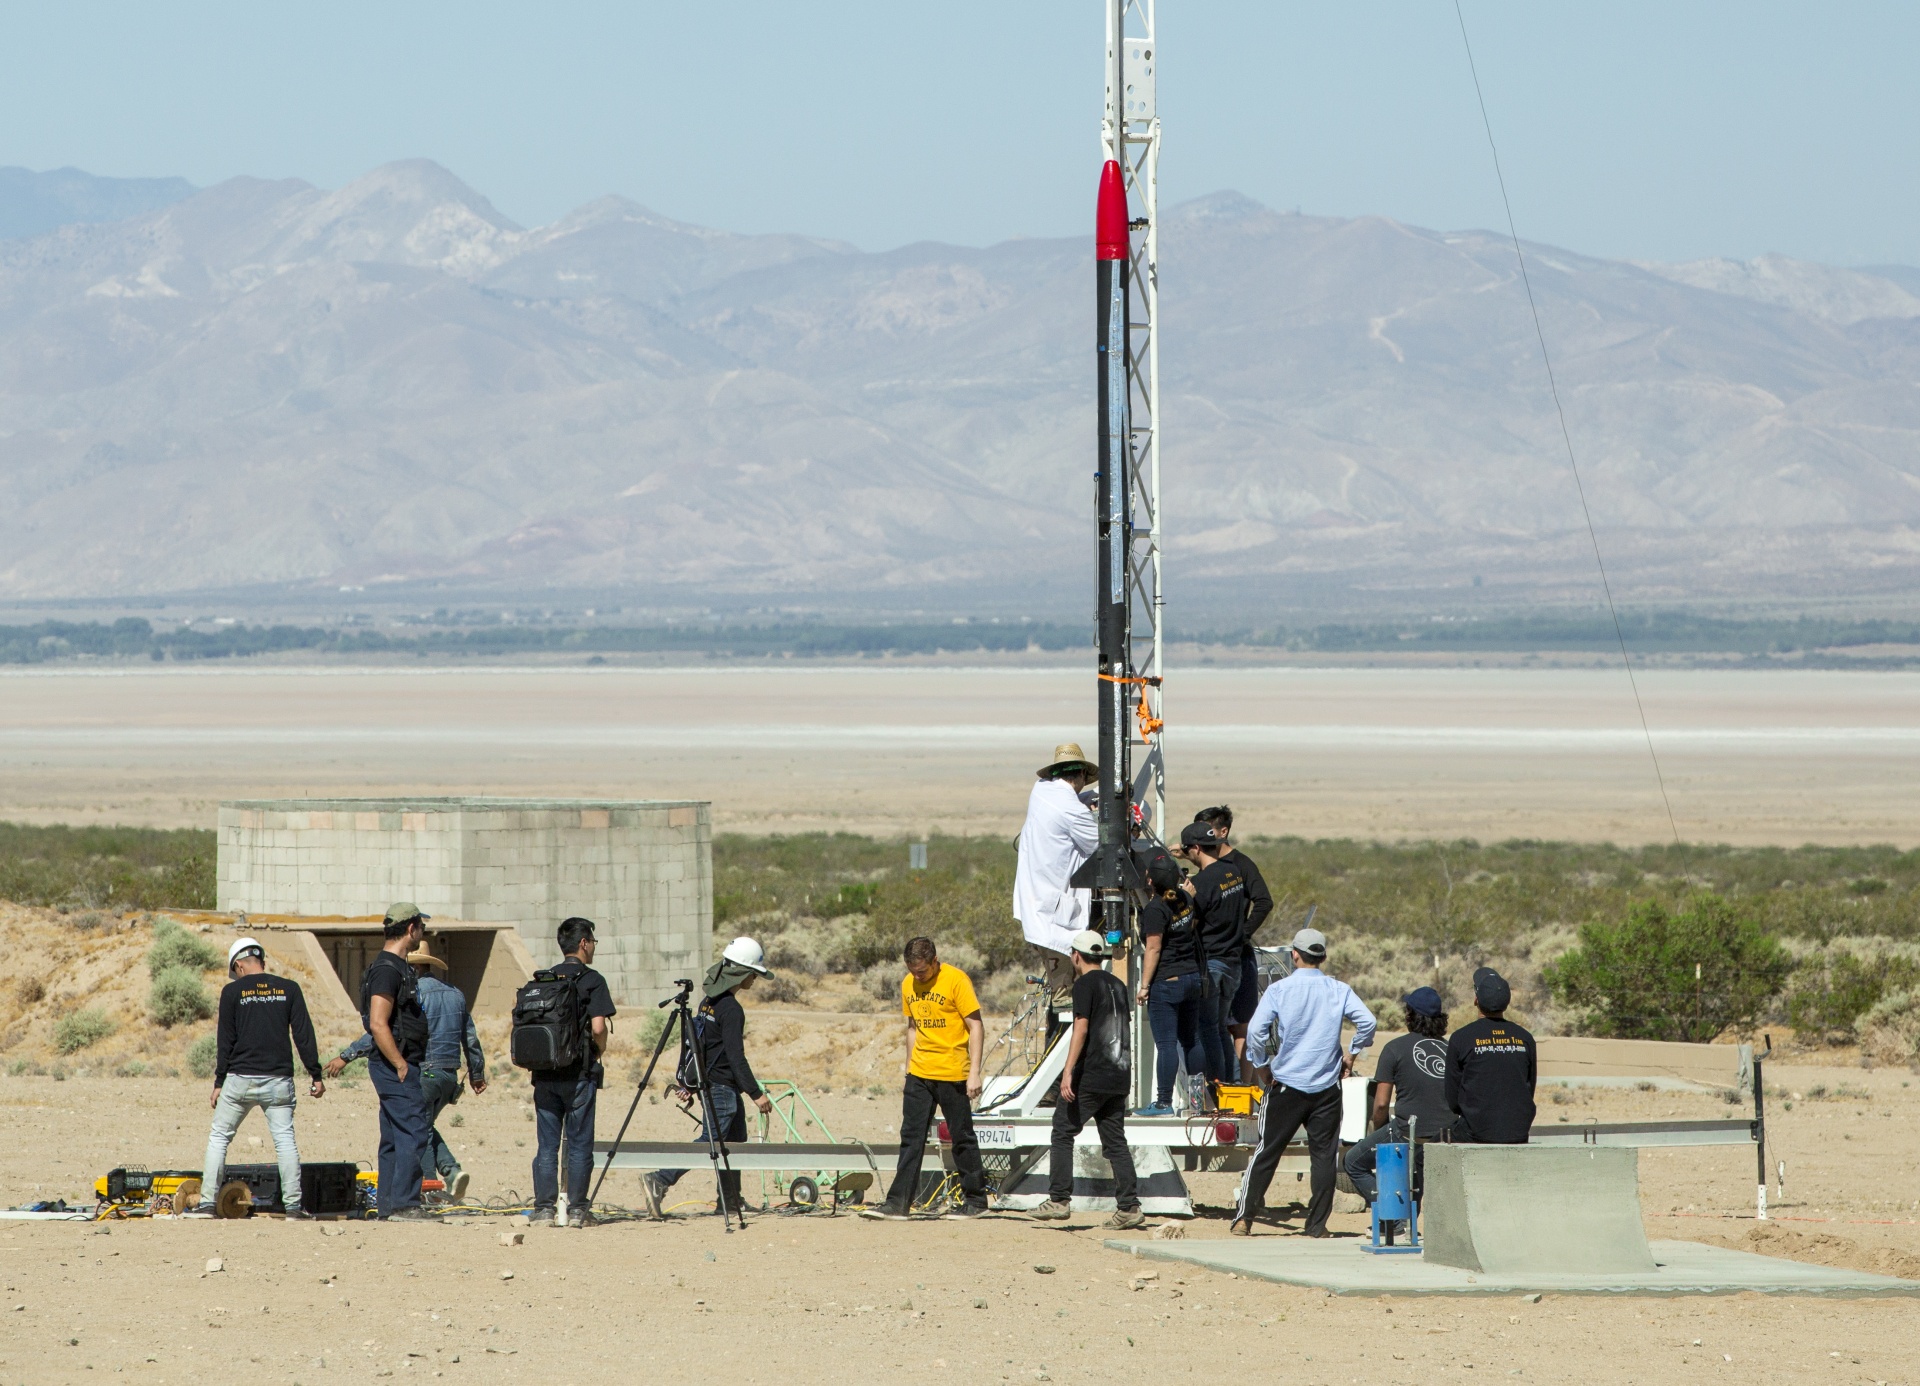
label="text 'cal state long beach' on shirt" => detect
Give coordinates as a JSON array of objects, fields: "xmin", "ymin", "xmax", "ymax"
[
  {"xmin": 902, "ymin": 964, "xmax": 980, "ymax": 1082},
  {"xmin": 1245, "ymin": 968, "xmax": 1376, "ymax": 1093}
]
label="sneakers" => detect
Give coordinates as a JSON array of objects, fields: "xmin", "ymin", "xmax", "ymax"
[
  {"xmin": 566, "ymin": 1206, "xmax": 597, "ymax": 1229},
  {"xmin": 1104, "ymin": 1208, "xmax": 1146, "ymax": 1230},
  {"xmin": 1131, "ymin": 1102, "xmax": 1174, "ymax": 1118},
  {"xmin": 1027, "ymin": 1199, "xmax": 1073, "ymax": 1221},
  {"xmin": 385, "ymin": 1207, "xmax": 433, "ymax": 1222},
  {"xmin": 943, "ymin": 1201, "xmax": 988, "ymax": 1220},
  {"xmin": 1229, "ymin": 1218, "xmax": 1255, "ymax": 1237},
  {"xmin": 284, "ymin": 1207, "xmax": 315, "ymax": 1221},
  {"xmin": 640, "ymin": 1173, "xmax": 667, "ymax": 1221},
  {"xmin": 524, "ymin": 1207, "xmax": 557, "ymax": 1227},
  {"xmin": 858, "ymin": 1201, "xmax": 913, "ymax": 1221},
  {"xmin": 447, "ymin": 1169, "xmax": 470, "ymax": 1203},
  {"xmin": 182, "ymin": 1207, "xmax": 216, "ymax": 1219}
]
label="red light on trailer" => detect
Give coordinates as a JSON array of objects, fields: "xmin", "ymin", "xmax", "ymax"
[
  {"xmin": 937, "ymin": 1120, "xmax": 951, "ymax": 1143},
  {"xmin": 1215, "ymin": 1119, "xmax": 1240, "ymax": 1146}
]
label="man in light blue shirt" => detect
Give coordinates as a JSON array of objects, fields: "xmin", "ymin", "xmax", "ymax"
[{"xmin": 1231, "ymin": 926, "xmax": 1375, "ymax": 1237}]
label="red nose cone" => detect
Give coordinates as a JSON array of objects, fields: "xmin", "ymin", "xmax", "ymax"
[{"xmin": 1096, "ymin": 159, "xmax": 1129, "ymax": 261}]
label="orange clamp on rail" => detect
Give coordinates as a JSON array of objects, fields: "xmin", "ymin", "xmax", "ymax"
[{"xmin": 1099, "ymin": 673, "xmax": 1165, "ymax": 744}]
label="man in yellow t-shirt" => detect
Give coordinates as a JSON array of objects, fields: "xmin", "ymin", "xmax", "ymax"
[{"xmin": 862, "ymin": 936, "xmax": 988, "ymax": 1220}]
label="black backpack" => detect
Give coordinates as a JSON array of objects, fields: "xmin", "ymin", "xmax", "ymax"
[
  {"xmin": 510, "ymin": 969, "xmax": 586, "ymax": 1072},
  {"xmin": 360, "ymin": 954, "xmax": 429, "ymax": 1057}
]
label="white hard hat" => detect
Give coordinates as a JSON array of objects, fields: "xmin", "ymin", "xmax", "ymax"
[
  {"xmin": 721, "ymin": 936, "xmax": 771, "ymax": 975},
  {"xmin": 228, "ymin": 936, "xmax": 265, "ymax": 970}
]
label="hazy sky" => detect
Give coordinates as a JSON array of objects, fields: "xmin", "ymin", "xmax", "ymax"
[{"xmin": 2, "ymin": 2, "xmax": 1914, "ymax": 265}]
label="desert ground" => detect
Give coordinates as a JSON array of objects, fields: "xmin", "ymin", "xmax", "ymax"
[
  {"xmin": 4, "ymin": 662, "xmax": 1920, "ymax": 1383},
  {"xmin": 2, "ymin": 905, "xmax": 1918, "ymax": 1384},
  {"xmin": 4, "ymin": 663, "xmax": 1920, "ymax": 843}
]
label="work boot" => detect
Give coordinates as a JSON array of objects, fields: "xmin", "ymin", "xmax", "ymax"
[
  {"xmin": 1028, "ymin": 1199, "xmax": 1073, "ymax": 1221},
  {"xmin": 859, "ymin": 1201, "xmax": 912, "ymax": 1221},
  {"xmin": 1105, "ymin": 1208, "xmax": 1147, "ymax": 1231},
  {"xmin": 1229, "ymin": 1218, "xmax": 1255, "ymax": 1237}
]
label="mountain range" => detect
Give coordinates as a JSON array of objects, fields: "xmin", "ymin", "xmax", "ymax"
[{"xmin": 2, "ymin": 160, "xmax": 1919, "ymax": 612}]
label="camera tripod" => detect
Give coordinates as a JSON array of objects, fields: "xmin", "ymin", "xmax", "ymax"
[{"xmin": 590, "ymin": 977, "xmax": 745, "ymax": 1232}]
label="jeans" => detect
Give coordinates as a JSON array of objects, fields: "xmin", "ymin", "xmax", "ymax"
[
  {"xmin": 657, "ymin": 1082, "xmax": 748, "ymax": 1209},
  {"xmin": 1344, "ymin": 1117, "xmax": 1425, "ymax": 1205},
  {"xmin": 532, "ymin": 1075, "xmax": 598, "ymax": 1213},
  {"xmin": 1047, "ymin": 1088, "xmax": 1138, "ymax": 1210},
  {"xmin": 1144, "ymin": 972, "xmax": 1207, "ymax": 1106},
  {"xmin": 201, "ymin": 1075, "xmax": 301, "ymax": 1213},
  {"xmin": 368, "ymin": 1058, "xmax": 429, "ymax": 1215},
  {"xmin": 420, "ymin": 1069, "xmax": 462, "ymax": 1182},
  {"xmin": 1201, "ymin": 957, "xmax": 1241, "ymax": 1083},
  {"xmin": 1233, "ymin": 1081, "xmax": 1343, "ymax": 1233},
  {"xmin": 885, "ymin": 1075, "xmax": 985, "ymax": 1210}
]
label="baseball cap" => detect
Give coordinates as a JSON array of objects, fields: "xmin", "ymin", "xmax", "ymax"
[
  {"xmin": 1069, "ymin": 929, "xmax": 1109, "ymax": 959},
  {"xmin": 1474, "ymin": 967, "xmax": 1512, "ymax": 1012},
  {"xmin": 383, "ymin": 901, "xmax": 430, "ymax": 926},
  {"xmin": 227, "ymin": 937, "xmax": 265, "ymax": 970},
  {"xmin": 1402, "ymin": 986, "xmax": 1443, "ymax": 1017},
  {"xmin": 1290, "ymin": 927, "xmax": 1328, "ymax": 961},
  {"xmin": 1179, "ymin": 822, "xmax": 1221, "ymax": 850}
]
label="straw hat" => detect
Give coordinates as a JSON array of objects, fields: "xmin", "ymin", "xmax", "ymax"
[
  {"xmin": 405, "ymin": 948, "xmax": 449, "ymax": 972},
  {"xmin": 1039, "ymin": 741, "xmax": 1098, "ymax": 778}
]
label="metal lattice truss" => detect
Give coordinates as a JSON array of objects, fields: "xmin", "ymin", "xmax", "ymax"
[{"xmin": 1104, "ymin": 0, "xmax": 1165, "ymax": 840}]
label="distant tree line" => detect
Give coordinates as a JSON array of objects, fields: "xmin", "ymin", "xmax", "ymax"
[{"xmin": 6, "ymin": 610, "xmax": 1920, "ymax": 665}]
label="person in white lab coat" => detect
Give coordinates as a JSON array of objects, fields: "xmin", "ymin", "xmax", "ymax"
[{"xmin": 1013, "ymin": 741, "xmax": 1101, "ymax": 998}]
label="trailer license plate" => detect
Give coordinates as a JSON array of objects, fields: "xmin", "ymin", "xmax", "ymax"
[{"xmin": 976, "ymin": 1125, "xmax": 1017, "ymax": 1148}]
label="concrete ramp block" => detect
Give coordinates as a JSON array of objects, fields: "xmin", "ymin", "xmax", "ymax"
[{"xmin": 1422, "ymin": 1144, "xmax": 1655, "ymax": 1275}]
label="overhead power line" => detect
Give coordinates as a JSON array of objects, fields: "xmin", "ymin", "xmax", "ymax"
[{"xmin": 1451, "ymin": 0, "xmax": 1682, "ymax": 847}]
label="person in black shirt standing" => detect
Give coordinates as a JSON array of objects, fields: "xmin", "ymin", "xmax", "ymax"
[
  {"xmin": 192, "ymin": 937, "xmax": 324, "ymax": 1218},
  {"xmin": 528, "ymin": 916, "xmax": 617, "ymax": 1227},
  {"xmin": 644, "ymin": 936, "xmax": 774, "ymax": 1219},
  {"xmin": 362, "ymin": 902, "xmax": 434, "ymax": 1220},
  {"xmin": 1345, "ymin": 987, "xmax": 1450, "ymax": 1214},
  {"xmin": 1028, "ymin": 930, "xmax": 1142, "ymax": 1229},
  {"xmin": 1133, "ymin": 856, "xmax": 1207, "ymax": 1116},
  {"xmin": 1180, "ymin": 821, "xmax": 1247, "ymax": 1087},
  {"xmin": 1445, "ymin": 968, "xmax": 1536, "ymax": 1144},
  {"xmin": 1192, "ymin": 806, "xmax": 1274, "ymax": 1081}
]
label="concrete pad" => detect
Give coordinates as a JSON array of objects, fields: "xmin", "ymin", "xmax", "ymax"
[
  {"xmin": 1423, "ymin": 1144, "xmax": 1654, "ymax": 1275},
  {"xmin": 1102, "ymin": 1237, "xmax": 1920, "ymax": 1297}
]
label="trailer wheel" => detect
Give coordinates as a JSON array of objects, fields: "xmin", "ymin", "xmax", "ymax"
[{"xmin": 789, "ymin": 1176, "xmax": 820, "ymax": 1208}]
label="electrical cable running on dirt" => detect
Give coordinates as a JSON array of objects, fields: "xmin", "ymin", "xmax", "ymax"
[{"xmin": 1451, "ymin": 0, "xmax": 1682, "ymax": 847}]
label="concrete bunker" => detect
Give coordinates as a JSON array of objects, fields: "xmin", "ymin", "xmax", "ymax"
[{"xmin": 215, "ymin": 796, "xmax": 712, "ymax": 1008}]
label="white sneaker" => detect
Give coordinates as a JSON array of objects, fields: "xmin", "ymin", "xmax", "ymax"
[{"xmin": 448, "ymin": 1169, "xmax": 470, "ymax": 1202}]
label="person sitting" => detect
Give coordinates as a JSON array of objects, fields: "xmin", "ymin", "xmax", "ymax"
[
  {"xmin": 1344, "ymin": 987, "xmax": 1450, "ymax": 1222},
  {"xmin": 1445, "ymin": 968, "xmax": 1536, "ymax": 1144},
  {"xmin": 1133, "ymin": 856, "xmax": 1207, "ymax": 1117}
]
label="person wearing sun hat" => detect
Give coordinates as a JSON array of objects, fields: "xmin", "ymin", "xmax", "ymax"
[
  {"xmin": 644, "ymin": 937, "xmax": 774, "ymax": 1219},
  {"xmin": 1013, "ymin": 741, "xmax": 1101, "ymax": 998}
]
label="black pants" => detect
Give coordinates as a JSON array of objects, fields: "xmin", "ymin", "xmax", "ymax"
[
  {"xmin": 1047, "ymin": 1088, "xmax": 1138, "ymax": 1210},
  {"xmin": 885, "ymin": 1075, "xmax": 986, "ymax": 1210},
  {"xmin": 1343, "ymin": 1118, "xmax": 1425, "ymax": 1204},
  {"xmin": 1233, "ymin": 1082, "xmax": 1342, "ymax": 1232}
]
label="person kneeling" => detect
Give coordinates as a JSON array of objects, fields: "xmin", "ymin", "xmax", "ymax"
[{"xmin": 1029, "ymin": 931, "xmax": 1143, "ymax": 1230}]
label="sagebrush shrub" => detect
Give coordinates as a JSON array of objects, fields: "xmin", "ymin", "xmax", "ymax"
[
  {"xmin": 53, "ymin": 1008, "xmax": 115, "ymax": 1054},
  {"xmin": 151, "ymin": 965, "xmax": 214, "ymax": 1026},
  {"xmin": 148, "ymin": 918, "xmax": 221, "ymax": 976}
]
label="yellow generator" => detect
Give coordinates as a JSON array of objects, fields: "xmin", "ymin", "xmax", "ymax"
[{"xmin": 94, "ymin": 1168, "xmax": 202, "ymax": 1215}]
